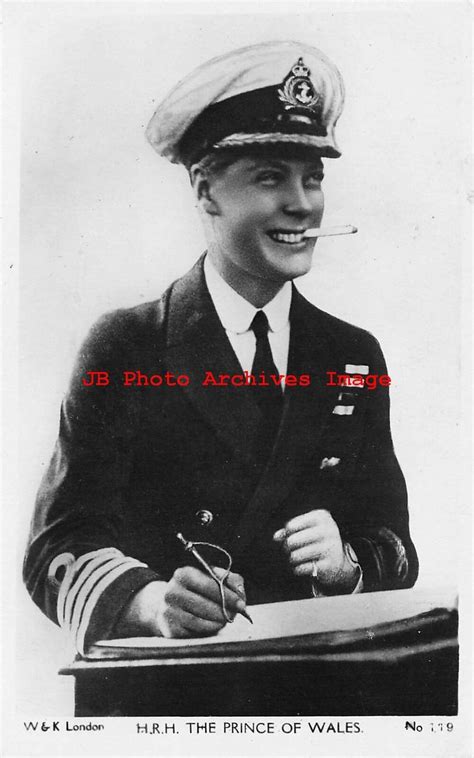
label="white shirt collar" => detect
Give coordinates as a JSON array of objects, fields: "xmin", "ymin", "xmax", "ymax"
[{"xmin": 204, "ymin": 254, "xmax": 292, "ymax": 335}]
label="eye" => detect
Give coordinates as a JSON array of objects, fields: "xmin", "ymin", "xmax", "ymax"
[
  {"xmin": 255, "ymin": 170, "xmax": 284, "ymax": 186},
  {"xmin": 305, "ymin": 172, "xmax": 324, "ymax": 188}
]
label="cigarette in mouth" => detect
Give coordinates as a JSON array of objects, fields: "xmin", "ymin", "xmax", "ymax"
[{"xmin": 304, "ymin": 225, "xmax": 358, "ymax": 238}]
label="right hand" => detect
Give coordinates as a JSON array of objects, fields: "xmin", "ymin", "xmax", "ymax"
[{"xmin": 115, "ymin": 567, "xmax": 247, "ymax": 638}]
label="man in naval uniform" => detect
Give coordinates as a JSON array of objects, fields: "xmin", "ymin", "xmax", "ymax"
[{"xmin": 24, "ymin": 41, "xmax": 418, "ymax": 654}]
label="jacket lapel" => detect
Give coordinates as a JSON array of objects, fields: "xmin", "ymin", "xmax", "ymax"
[{"xmin": 163, "ymin": 256, "xmax": 264, "ymax": 460}]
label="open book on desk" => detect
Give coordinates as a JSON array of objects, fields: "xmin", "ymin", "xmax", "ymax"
[{"xmin": 86, "ymin": 586, "xmax": 457, "ymax": 661}]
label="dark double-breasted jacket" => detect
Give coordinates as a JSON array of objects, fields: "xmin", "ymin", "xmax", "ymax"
[{"xmin": 24, "ymin": 255, "xmax": 418, "ymax": 647}]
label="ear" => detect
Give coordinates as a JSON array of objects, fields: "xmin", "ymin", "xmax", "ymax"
[{"xmin": 190, "ymin": 166, "xmax": 220, "ymax": 216}]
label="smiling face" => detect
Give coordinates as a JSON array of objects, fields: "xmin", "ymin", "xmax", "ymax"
[{"xmin": 195, "ymin": 147, "xmax": 325, "ymax": 304}]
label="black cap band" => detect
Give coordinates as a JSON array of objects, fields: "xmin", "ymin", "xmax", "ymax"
[{"xmin": 178, "ymin": 84, "xmax": 327, "ymax": 168}]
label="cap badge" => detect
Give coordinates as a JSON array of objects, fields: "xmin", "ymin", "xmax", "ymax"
[{"xmin": 278, "ymin": 58, "xmax": 320, "ymax": 112}]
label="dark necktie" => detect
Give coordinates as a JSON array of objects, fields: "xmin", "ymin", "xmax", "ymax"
[
  {"xmin": 250, "ymin": 310, "xmax": 283, "ymax": 424},
  {"xmin": 249, "ymin": 311, "xmax": 283, "ymax": 463}
]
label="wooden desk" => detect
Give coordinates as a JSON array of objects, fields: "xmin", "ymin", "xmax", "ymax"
[{"xmin": 60, "ymin": 607, "xmax": 458, "ymax": 716}]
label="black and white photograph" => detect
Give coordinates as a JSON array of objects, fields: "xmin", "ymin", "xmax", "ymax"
[{"xmin": 2, "ymin": 1, "xmax": 471, "ymax": 756}]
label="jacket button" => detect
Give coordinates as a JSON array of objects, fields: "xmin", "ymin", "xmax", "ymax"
[{"xmin": 196, "ymin": 509, "xmax": 213, "ymax": 526}]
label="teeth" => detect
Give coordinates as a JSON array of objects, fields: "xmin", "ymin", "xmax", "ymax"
[{"xmin": 270, "ymin": 231, "xmax": 305, "ymax": 244}]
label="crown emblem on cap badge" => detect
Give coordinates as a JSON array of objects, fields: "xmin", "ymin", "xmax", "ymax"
[{"xmin": 278, "ymin": 58, "xmax": 320, "ymax": 113}]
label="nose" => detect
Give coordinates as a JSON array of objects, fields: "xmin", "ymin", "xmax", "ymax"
[{"xmin": 282, "ymin": 180, "xmax": 318, "ymax": 219}]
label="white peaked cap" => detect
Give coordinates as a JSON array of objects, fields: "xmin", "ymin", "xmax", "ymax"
[{"xmin": 146, "ymin": 40, "xmax": 345, "ymax": 167}]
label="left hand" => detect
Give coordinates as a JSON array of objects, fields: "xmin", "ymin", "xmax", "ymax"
[{"xmin": 273, "ymin": 509, "xmax": 358, "ymax": 592}]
